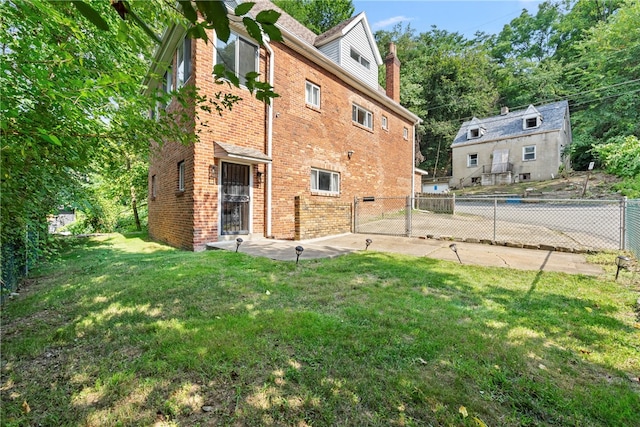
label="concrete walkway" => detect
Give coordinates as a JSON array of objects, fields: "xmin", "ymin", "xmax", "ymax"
[{"xmin": 207, "ymin": 233, "xmax": 604, "ymax": 276}]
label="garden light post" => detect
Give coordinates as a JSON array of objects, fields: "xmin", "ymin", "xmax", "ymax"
[
  {"xmin": 295, "ymin": 246, "xmax": 304, "ymax": 264},
  {"xmin": 365, "ymin": 238, "xmax": 372, "ymax": 250},
  {"xmin": 235, "ymin": 238, "xmax": 243, "ymax": 252},
  {"xmin": 615, "ymin": 255, "xmax": 630, "ymax": 280},
  {"xmin": 449, "ymin": 243, "xmax": 462, "ymax": 264}
]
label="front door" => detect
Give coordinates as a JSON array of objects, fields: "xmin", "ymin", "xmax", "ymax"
[{"xmin": 221, "ymin": 162, "xmax": 250, "ymax": 235}]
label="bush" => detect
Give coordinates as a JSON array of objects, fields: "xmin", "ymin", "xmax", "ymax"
[{"xmin": 592, "ymin": 135, "xmax": 640, "ymax": 178}]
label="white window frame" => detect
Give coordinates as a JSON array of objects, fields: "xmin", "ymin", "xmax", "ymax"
[
  {"xmin": 305, "ymin": 81, "xmax": 320, "ymax": 108},
  {"xmin": 467, "ymin": 153, "xmax": 478, "ymax": 167},
  {"xmin": 178, "ymin": 161, "xmax": 185, "ymax": 191},
  {"xmin": 523, "ymin": 146, "xmax": 536, "ymax": 161},
  {"xmin": 523, "ymin": 115, "xmax": 541, "ymax": 130},
  {"xmin": 403, "ymin": 127, "xmax": 409, "ymax": 140},
  {"xmin": 177, "ymin": 36, "xmax": 192, "ymax": 88},
  {"xmin": 352, "ymin": 103, "xmax": 373, "ymax": 130},
  {"xmin": 467, "ymin": 126, "xmax": 484, "ymax": 139},
  {"xmin": 214, "ymin": 31, "xmax": 258, "ymax": 87},
  {"xmin": 381, "ymin": 115, "xmax": 388, "ymax": 130},
  {"xmin": 350, "ymin": 48, "xmax": 370, "ymax": 69},
  {"xmin": 311, "ymin": 168, "xmax": 340, "ymax": 195}
]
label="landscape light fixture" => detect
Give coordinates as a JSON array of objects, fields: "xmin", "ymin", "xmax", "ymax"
[
  {"xmin": 235, "ymin": 237, "xmax": 243, "ymax": 252},
  {"xmin": 295, "ymin": 246, "xmax": 304, "ymax": 264},
  {"xmin": 449, "ymin": 243, "xmax": 462, "ymax": 264},
  {"xmin": 256, "ymin": 171, "xmax": 263, "ymax": 185},
  {"xmin": 615, "ymin": 255, "xmax": 631, "ymax": 280},
  {"xmin": 365, "ymin": 238, "xmax": 372, "ymax": 250}
]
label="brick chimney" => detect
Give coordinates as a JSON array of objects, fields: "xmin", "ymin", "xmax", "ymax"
[{"xmin": 385, "ymin": 42, "xmax": 401, "ymax": 102}]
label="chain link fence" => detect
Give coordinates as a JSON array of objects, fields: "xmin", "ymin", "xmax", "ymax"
[{"xmin": 355, "ymin": 196, "xmax": 636, "ymax": 253}]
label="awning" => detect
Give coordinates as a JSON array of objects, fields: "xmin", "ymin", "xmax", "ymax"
[{"xmin": 214, "ymin": 142, "xmax": 272, "ymax": 164}]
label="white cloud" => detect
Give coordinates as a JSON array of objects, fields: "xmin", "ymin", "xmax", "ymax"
[{"xmin": 372, "ymin": 15, "xmax": 414, "ymax": 30}]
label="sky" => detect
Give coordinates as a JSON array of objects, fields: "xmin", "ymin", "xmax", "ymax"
[{"xmin": 352, "ymin": 0, "xmax": 545, "ymax": 38}]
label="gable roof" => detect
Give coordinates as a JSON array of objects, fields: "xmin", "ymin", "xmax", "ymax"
[
  {"xmin": 314, "ymin": 12, "xmax": 383, "ymax": 65},
  {"xmin": 452, "ymin": 100, "xmax": 569, "ymax": 146}
]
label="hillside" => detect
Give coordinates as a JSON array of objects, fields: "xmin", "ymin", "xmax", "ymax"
[{"xmin": 453, "ymin": 171, "xmax": 625, "ymax": 199}]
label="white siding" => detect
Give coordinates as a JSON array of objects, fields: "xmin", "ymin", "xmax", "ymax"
[
  {"xmin": 318, "ymin": 39, "xmax": 340, "ymax": 63},
  {"xmin": 340, "ymin": 22, "xmax": 378, "ymax": 89}
]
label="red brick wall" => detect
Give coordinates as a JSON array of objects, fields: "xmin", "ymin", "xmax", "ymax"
[
  {"xmin": 149, "ymin": 26, "xmax": 415, "ymax": 250},
  {"xmin": 269, "ymin": 42, "xmax": 414, "ymax": 239}
]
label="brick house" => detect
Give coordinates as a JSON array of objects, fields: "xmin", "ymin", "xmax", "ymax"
[
  {"xmin": 146, "ymin": 1, "xmax": 421, "ymax": 250},
  {"xmin": 451, "ymin": 101, "xmax": 572, "ymax": 188}
]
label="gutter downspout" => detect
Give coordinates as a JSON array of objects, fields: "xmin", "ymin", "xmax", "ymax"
[{"xmin": 264, "ymin": 37, "xmax": 275, "ymax": 238}]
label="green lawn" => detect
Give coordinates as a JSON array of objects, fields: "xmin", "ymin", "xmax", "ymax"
[{"xmin": 1, "ymin": 233, "xmax": 639, "ymax": 426}]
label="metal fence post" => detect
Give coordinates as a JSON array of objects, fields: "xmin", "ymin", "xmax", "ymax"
[
  {"xmin": 406, "ymin": 196, "xmax": 412, "ymax": 237},
  {"xmin": 353, "ymin": 197, "xmax": 359, "ymax": 233},
  {"xmin": 493, "ymin": 197, "xmax": 497, "ymax": 241},
  {"xmin": 621, "ymin": 197, "xmax": 627, "ymax": 250}
]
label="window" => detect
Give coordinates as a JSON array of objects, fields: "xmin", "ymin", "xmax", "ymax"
[
  {"xmin": 178, "ymin": 161, "xmax": 185, "ymax": 191},
  {"xmin": 151, "ymin": 175, "xmax": 157, "ymax": 198},
  {"xmin": 523, "ymin": 116, "xmax": 541, "ymax": 129},
  {"xmin": 471, "ymin": 177, "xmax": 481, "ymax": 184},
  {"xmin": 350, "ymin": 48, "xmax": 370, "ymax": 69},
  {"xmin": 352, "ymin": 104, "xmax": 372, "ymax": 129},
  {"xmin": 403, "ymin": 127, "xmax": 409, "ymax": 140},
  {"xmin": 311, "ymin": 168, "xmax": 340, "ymax": 195},
  {"xmin": 305, "ymin": 81, "xmax": 320, "ymax": 108},
  {"xmin": 519, "ymin": 173, "xmax": 531, "ymax": 181},
  {"xmin": 523, "ymin": 146, "xmax": 536, "ymax": 161},
  {"xmin": 215, "ymin": 32, "xmax": 258, "ymax": 86},
  {"xmin": 468, "ymin": 153, "xmax": 478, "ymax": 167},
  {"xmin": 381, "ymin": 115, "xmax": 388, "ymax": 130},
  {"xmin": 163, "ymin": 69, "xmax": 172, "ymax": 94},
  {"xmin": 177, "ymin": 37, "xmax": 192, "ymax": 88}
]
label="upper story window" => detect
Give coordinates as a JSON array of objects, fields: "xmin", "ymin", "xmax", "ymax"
[
  {"xmin": 523, "ymin": 115, "xmax": 541, "ymax": 129},
  {"xmin": 352, "ymin": 103, "xmax": 372, "ymax": 130},
  {"xmin": 350, "ymin": 48, "xmax": 370, "ymax": 69},
  {"xmin": 311, "ymin": 168, "xmax": 340, "ymax": 195},
  {"xmin": 305, "ymin": 81, "xmax": 320, "ymax": 108},
  {"xmin": 381, "ymin": 115, "xmax": 388, "ymax": 130},
  {"xmin": 178, "ymin": 161, "xmax": 185, "ymax": 191},
  {"xmin": 215, "ymin": 32, "xmax": 258, "ymax": 86},
  {"xmin": 403, "ymin": 127, "xmax": 409, "ymax": 140},
  {"xmin": 177, "ymin": 36, "xmax": 192, "ymax": 88},
  {"xmin": 467, "ymin": 153, "xmax": 478, "ymax": 167},
  {"xmin": 523, "ymin": 145, "xmax": 536, "ymax": 161},
  {"xmin": 151, "ymin": 175, "xmax": 157, "ymax": 198},
  {"xmin": 467, "ymin": 126, "xmax": 485, "ymax": 139},
  {"xmin": 163, "ymin": 69, "xmax": 172, "ymax": 94}
]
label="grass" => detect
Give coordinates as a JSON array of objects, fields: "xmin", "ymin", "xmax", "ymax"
[{"xmin": 1, "ymin": 233, "xmax": 639, "ymax": 426}]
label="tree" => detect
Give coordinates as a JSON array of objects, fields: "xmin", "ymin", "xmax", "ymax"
[
  {"xmin": 565, "ymin": 0, "xmax": 640, "ymax": 169},
  {"xmin": 376, "ymin": 26, "xmax": 499, "ymax": 175},
  {"xmin": 273, "ymin": 0, "xmax": 354, "ymax": 34},
  {"xmin": 0, "ymin": 0, "xmax": 283, "ymax": 289}
]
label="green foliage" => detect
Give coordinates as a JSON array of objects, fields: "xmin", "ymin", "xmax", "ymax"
[
  {"xmin": 273, "ymin": 0, "xmax": 354, "ymax": 34},
  {"xmin": 592, "ymin": 135, "xmax": 640, "ymax": 178}
]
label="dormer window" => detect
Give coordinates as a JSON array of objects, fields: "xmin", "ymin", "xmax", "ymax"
[
  {"xmin": 522, "ymin": 105, "xmax": 542, "ymax": 130},
  {"xmin": 350, "ymin": 48, "xmax": 370, "ymax": 69},
  {"xmin": 467, "ymin": 126, "xmax": 485, "ymax": 140},
  {"xmin": 524, "ymin": 117, "xmax": 541, "ymax": 129}
]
